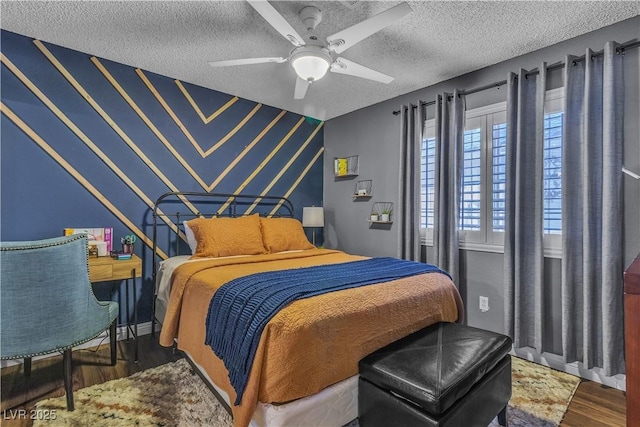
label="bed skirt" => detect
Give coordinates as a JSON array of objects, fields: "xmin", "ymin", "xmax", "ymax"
[{"xmin": 183, "ymin": 349, "xmax": 358, "ymax": 427}]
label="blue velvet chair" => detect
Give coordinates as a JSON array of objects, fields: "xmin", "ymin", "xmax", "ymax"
[{"xmin": 0, "ymin": 234, "xmax": 119, "ymax": 411}]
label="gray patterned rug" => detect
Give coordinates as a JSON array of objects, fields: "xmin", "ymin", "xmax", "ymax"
[{"xmin": 34, "ymin": 356, "xmax": 579, "ymax": 426}]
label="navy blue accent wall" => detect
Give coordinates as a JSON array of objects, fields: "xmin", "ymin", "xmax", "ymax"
[{"xmin": 1, "ymin": 30, "xmax": 324, "ymax": 323}]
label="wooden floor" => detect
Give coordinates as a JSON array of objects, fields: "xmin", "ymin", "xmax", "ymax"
[
  {"xmin": 1, "ymin": 335, "xmax": 181, "ymax": 426},
  {"xmin": 0, "ymin": 335, "xmax": 627, "ymax": 426},
  {"xmin": 562, "ymin": 380, "xmax": 627, "ymax": 427}
]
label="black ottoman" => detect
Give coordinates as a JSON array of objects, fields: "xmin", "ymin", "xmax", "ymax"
[{"xmin": 359, "ymin": 322, "xmax": 512, "ymax": 427}]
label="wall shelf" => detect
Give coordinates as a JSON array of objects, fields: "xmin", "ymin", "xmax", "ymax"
[
  {"xmin": 334, "ymin": 155, "xmax": 359, "ymax": 178},
  {"xmin": 352, "ymin": 179, "xmax": 372, "ymax": 199},
  {"xmin": 369, "ymin": 202, "xmax": 393, "ymax": 224}
]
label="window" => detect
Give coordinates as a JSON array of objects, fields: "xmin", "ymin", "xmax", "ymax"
[
  {"xmin": 491, "ymin": 122, "xmax": 507, "ymax": 233},
  {"xmin": 543, "ymin": 112, "xmax": 563, "ymax": 234},
  {"xmin": 420, "ymin": 88, "xmax": 564, "ymax": 257},
  {"xmin": 420, "ymin": 137, "xmax": 436, "ymax": 230},
  {"xmin": 460, "ymin": 128, "xmax": 482, "ymax": 231}
]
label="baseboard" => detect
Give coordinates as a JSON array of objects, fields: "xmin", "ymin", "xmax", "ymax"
[
  {"xmin": 0, "ymin": 321, "xmax": 153, "ymax": 369},
  {"xmin": 512, "ymin": 347, "xmax": 626, "ymax": 391}
]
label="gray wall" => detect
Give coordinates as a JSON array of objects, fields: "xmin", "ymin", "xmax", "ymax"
[{"xmin": 324, "ymin": 17, "xmax": 640, "ymax": 355}]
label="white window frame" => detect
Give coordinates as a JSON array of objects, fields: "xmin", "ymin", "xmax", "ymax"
[{"xmin": 420, "ymin": 88, "xmax": 564, "ymax": 258}]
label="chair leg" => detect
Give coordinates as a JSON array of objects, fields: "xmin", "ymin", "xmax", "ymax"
[
  {"xmin": 23, "ymin": 357, "xmax": 31, "ymax": 377},
  {"xmin": 63, "ymin": 349, "xmax": 74, "ymax": 411},
  {"xmin": 498, "ymin": 405, "xmax": 508, "ymax": 426},
  {"xmin": 110, "ymin": 319, "xmax": 117, "ymax": 366}
]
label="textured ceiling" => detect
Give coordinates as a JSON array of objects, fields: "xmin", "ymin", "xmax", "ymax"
[{"xmin": 1, "ymin": 1, "xmax": 639, "ymax": 120}]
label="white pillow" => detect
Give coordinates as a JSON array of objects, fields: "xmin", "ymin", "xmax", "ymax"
[{"xmin": 183, "ymin": 220, "xmax": 198, "ymax": 255}]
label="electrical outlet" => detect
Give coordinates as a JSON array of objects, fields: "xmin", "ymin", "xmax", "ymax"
[{"xmin": 479, "ymin": 296, "xmax": 489, "ymax": 312}]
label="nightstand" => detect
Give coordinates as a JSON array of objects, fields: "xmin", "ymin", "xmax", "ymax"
[{"xmin": 88, "ymin": 254, "xmax": 142, "ymax": 362}]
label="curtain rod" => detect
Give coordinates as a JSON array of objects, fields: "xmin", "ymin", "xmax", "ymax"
[{"xmin": 392, "ymin": 39, "xmax": 640, "ymax": 116}]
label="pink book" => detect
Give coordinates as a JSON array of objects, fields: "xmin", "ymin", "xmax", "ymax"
[{"xmin": 104, "ymin": 227, "xmax": 113, "ymax": 253}]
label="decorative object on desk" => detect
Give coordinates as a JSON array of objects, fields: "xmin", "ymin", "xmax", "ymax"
[
  {"xmin": 354, "ymin": 179, "xmax": 372, "ymax": 198},
  {"xmin": 96, "ymin": 241, "xmax": 108, "ymax": 256},
  {"xmin": 121, "ymin": 234, "xmax": 137, "ymax": 254},
  {"xmin": 333, "ymin": 155, "xmax": 358, "ymax": 177},
  {"xmin": 302, "ymin": 206, "xmax": 324, "ymax": 246},
  {"xmin": 87, "ymin": 243, "xmax": 99, "ymax": 258},
  {"xmin": 111, "ymin": 250, "xmax": 132, "ymax": 260},
  {"xmin": 370, "ymin": 202, "xmax": 393, "ymax": 223},
  {"xmin": 64, "ymin": 227, "xmax": 113, "ymax": 253}
]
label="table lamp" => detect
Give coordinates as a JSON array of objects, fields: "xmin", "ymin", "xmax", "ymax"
[{"xmin": 302, "ymin": 206, "xmax": 324, "ymax": 246}]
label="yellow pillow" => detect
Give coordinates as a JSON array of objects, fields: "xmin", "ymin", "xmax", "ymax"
[
  {"xmin": 260, "ymin": 217, "xmax": 315, "ymax": 253},
  {"xmin": 188, "ymin": 214, "xmax": 267, "ymax": 258}
]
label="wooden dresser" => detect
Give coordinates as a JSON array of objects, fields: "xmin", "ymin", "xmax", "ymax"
[{"xmin": 625, "ymin": 253, "xmax": 640, "ymax": 426}]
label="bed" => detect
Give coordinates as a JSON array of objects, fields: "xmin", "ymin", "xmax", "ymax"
[{"xmin": 151, "ymin": 192, "xmax": 463, "ymax": 427}]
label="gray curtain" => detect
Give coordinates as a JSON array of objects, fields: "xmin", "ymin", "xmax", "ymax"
[
  {"xmin": 504, "ymin": 66, "xmax": 546, "ymax": 352},
  {"xmin": 433, "ymin": 91, "xmax": 464, "ymax": 286},
  {"xmin": 397, "ymin": 103, "xmax": 424, "ymax": 261},
  {"xmin": 561, "ymin": 42, "xmax": 624, "ymax": 375}
]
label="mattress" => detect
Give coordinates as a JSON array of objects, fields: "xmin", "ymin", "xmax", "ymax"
[
  {"xmin": 154, "ymin": 251, "xmax": 305, "ymax": 324},
  {"xmin": 159, "ymin": 249, "xmax": 462, "ymax": 427}
]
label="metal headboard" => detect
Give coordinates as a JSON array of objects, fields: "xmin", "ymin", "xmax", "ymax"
[{"xmin": 150, "ymin": 191, "xmax": 295, "ymax": 335}]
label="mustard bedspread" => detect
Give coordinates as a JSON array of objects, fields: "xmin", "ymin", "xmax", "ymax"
[{"xmin": 159, "ymin": 249, "xmax": 462, "ymax": 427}]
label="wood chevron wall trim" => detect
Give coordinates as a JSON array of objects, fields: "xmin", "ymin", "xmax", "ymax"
[
  {"xmin": 208, "ymin": 109, "xmax": 287, "ymax": 192},
  {"xmin": 138, "ymin": 69, "xmax": 262, "ymax": 158},
  {"xmin": 1, "ymin": 30, "xmax": 323, "ymax": 322},
  {"xmin": 91, "ymin": 56, "xmax": 210, "ymax": 191},
  {"xmin": 217, "ymin": 116, "xmax": 305, "ymax": 214},
  {"xmin": 1, "ymin": 53, "xmax": 159, "ymax": 220},
  {"xmin": 1, "ymin": 51, "xmax": 186, "ymax": 248},
  {"xmin": 244, "ymin": 121, "xmax": 324, "ymax": 215},
  {"xmin": 268, "ymin": 147, "xmax": 325, "ymax": 216},
  {"xmin": 1, "ymin": 102, "xmax": 168, "ymax": 260},
  {"xmin": 31, "ymin": 41, "xmax": 199, "ymax": 219},
  {"xmin": 175, "ymin": 80, "xmax": 238, "ymax": 124}
]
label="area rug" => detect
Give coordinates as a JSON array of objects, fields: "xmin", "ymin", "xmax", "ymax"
[
  {"xmin": 489, "ymin": 356, "xmax": 581, "ymax": 427},
  {"xmin": 34, "ymin": 359, "xmax": 231, "ymax": 427},
  {"xmin": 34, "ymin": 356, "xmax": 580, "ymax": 427}
]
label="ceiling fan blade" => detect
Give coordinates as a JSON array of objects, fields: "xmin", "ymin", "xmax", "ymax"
[
  {"xmin": 330, "ymin": 57, "xmax": 394, "ymax": 84},
  {"xmin": 209, "ymin": 57, "xmax": 287, "ymax": 67},
  {"xmin": 247, "ymin": 1, "xmax": 305, "ymax": 47},
  {"xmin": 326, "ymin": 2, "xmax": 412, "ymax": 54},
  {"xmin": 294, "ymin": 77, "xmax": 310, "ymax": 99}
]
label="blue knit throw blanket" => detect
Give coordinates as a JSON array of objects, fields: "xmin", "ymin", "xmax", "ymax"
[{"xmin": 204, "ymin": 257, "xmax": 449, "ymax": 405}]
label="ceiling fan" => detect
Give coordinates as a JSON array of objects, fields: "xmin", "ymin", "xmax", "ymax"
[{"xmin": 209, "ymin": 1, "xmax": 413, "ymax": 100}]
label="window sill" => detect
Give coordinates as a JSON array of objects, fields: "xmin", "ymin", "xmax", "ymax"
[{"xmin": 421, "ymin": 240, "xmax": 562, "ymax": 259}]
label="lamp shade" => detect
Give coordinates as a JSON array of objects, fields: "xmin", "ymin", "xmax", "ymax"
[
  {"xmin": 302, "ymin": 207, "xmax": 324, "ymax": 227},
  {"xmin": 290, "ymin": 47, "xmax": 332, "ymax": 82},
  {"xmin": 291, "ymin": 54, "xmax": 330, "ymax": 81}
]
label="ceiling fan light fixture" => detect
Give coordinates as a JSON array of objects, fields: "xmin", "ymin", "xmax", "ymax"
[{"xmin": 291, "ymin": 48, "xmax": 332, "ymax": 82}]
